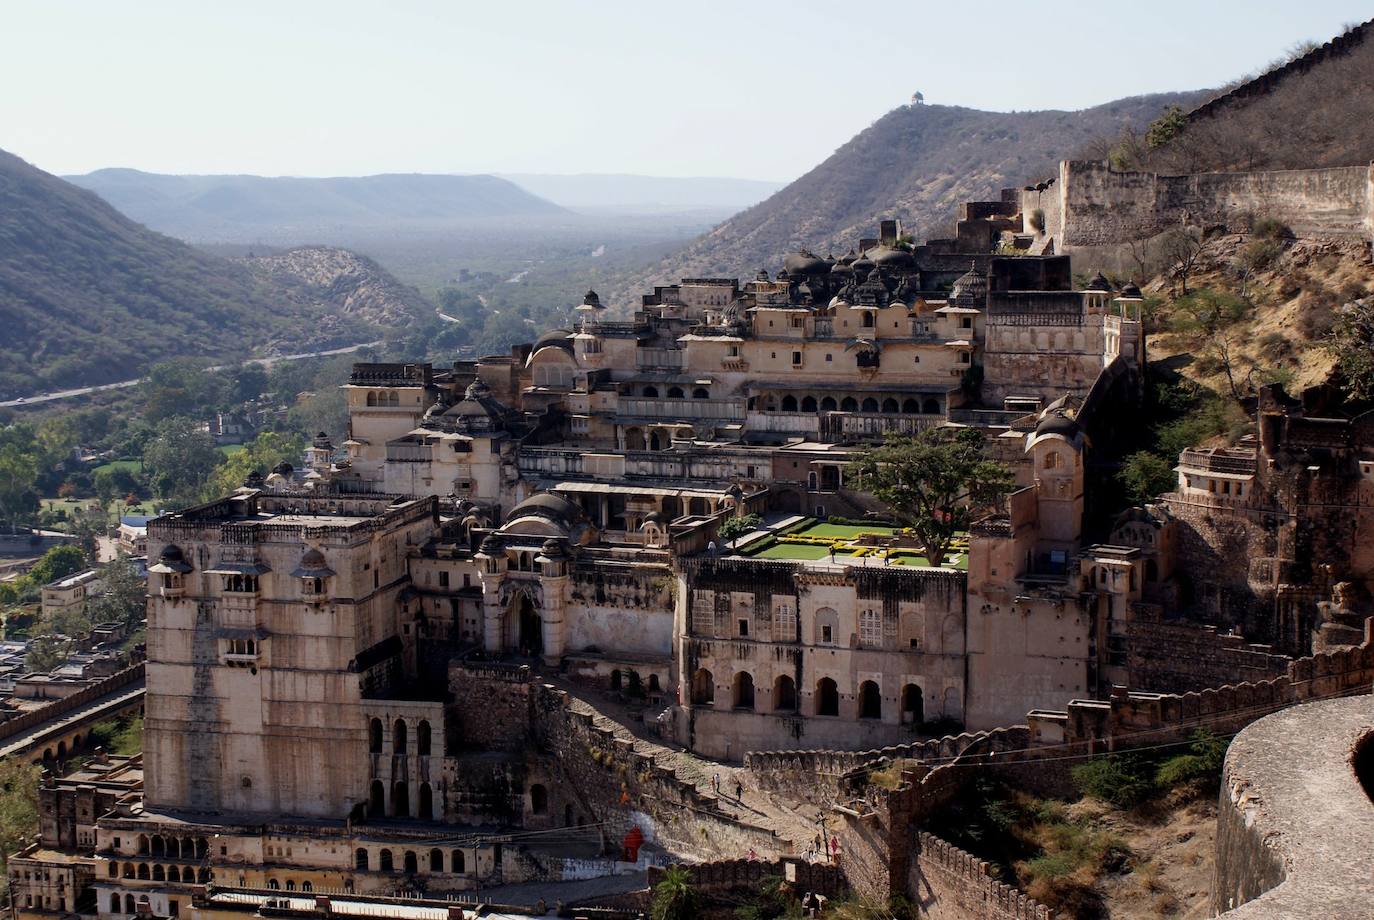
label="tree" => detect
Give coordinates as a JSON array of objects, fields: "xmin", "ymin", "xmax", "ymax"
[
  {"xmin": 0, "ymin": 757, "xmax": 40, "ymax": 880},
  {"xmin": 650, "ymin": 865, "xmax": 702, "ymax": 920},
  {"xmin": 24, "ymin": 635, "xmax": 67, "ymax": 673},
  {"xmin": 1170, "ymin": 289, "xmax": 1252, "ymax": 400},
  {"xmin": 851, "ymin": 428, "xmax": 1013, "ymax": 567},
  {"xmin": 1119, "ymin": 452, "xmax": 1176, "ymax": 504},
  {"xmin": 26, "ymin": 545, "xmax": 86, "ymax": 587},
  {"xmin": 1328, "ymin": 299, "xmax": 1374, "ymax": 402},
  {"xmin": 206, "ymin": 431, "xmax": 304, "ymax": 497},
  {"xmin": 1145, "ymin": 106, "xmax": 1187, "ymax": 149},
  {"xmin": 0, "ymin": 437, "xmax": 39, "ymax": 532},
  {"xmin": 85, "ymin": 557, "xmax": 148, "ymax": 632},
  {"xmin": 1159, "ymin": 228, "xmax": 1203, "ymax": 296},
  {"xmin": 141, "ymin": 418, "xmax": 221, "ymax": 505}
]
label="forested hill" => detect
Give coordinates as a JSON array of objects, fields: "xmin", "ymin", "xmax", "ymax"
[
  {"xmin": 65, "ymin": 169, "xmax": 566, "ymax": 242},
  {"xmin": 621, "ymin": 92, "xmax": 1206, "ymax": 297},
  {"xmin": 0, "ymin": 150, "xmax": 431, "ymax": 399}
]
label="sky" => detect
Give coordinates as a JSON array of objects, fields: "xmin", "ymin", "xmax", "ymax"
[{"xmin": 3, "ymin": 1, "xmax": 1370, "ymax": 182}]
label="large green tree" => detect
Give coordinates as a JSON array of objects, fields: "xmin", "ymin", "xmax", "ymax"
[
  {"xmin": 141, "ymin": 418, "xmax": 220, "ymax": 505},
  {"xmin": 1329, "ymin": 298, "xmax": 1374, "ymax": 402},
  {"xmin": 851, "ymin": 428, "xmax": 1013, "ymax": 567},
  {"xmin": 85, "ymin": 557, "xmax": 149, "ymax": 632},
  {"xmin": 0, "ymin": 431, "xmax": 40, "ymax": 532},
  {"xmin": 206, "ymin": 431, "xmax": 304, "ymax": 497},
  {"xmin": 0, "ymin": 757, "xmax": 40, "ymax": 880}
]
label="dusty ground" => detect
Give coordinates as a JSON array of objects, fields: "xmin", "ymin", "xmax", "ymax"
[{"xmin": 1086, "ymin": 787, "xmax": 1217, "ymax": 920}]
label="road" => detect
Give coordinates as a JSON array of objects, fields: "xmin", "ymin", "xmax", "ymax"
[
  {"xmin": 0, "ymin": 682, "xmax": 145, "ymax": 760},
  {"xmin": 0, "ymin": 341, "xmax": 382, "ymax": 409}
]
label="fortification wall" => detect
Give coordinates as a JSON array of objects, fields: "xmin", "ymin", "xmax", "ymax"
[
  {"xmin": 1126, "ymin": 613, "xmax": 1291, "ymax": 693},
  {"xmin": 910, "ymin": 833, "xmax": 1055, "ymax": 920},
  {"xmin": 1055, "ymin": 160, "xmax": 1373, "ymax": 249}
]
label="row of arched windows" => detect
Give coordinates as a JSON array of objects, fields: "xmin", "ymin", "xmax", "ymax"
[
  {"xmin": 367, "ymin": 718, "xmax": 432, "ymax": 755},
  {"xmin": 133, "ymin": 835, "xmax": 208, "ymax": 859},
  {"xmin": 111, "ymin": 862, "xmax": 210, "ymax": 883},
  {"xmin": 640, "ymin": 386, "xmax": 709, "ymax": 399},
  {"xmin": 265, "ymin": 879, "xmax": 313, "ymax": 891},
  {"xmin": 364, "ymin": 391, "xmax": 401, "ymax": 407},
  {"xmin": 354, "ymin": 847, "xmax": 465, "ymax": 875},
  {"xmin": 775, "ymin": 395, "xmax": 941, "ymax": 414},
  {"xmin": 367, "ymin": 779, "xmax": 435, "ymax": 820},
  {"xmin": 689, "ymin": 670, "xmax": 924, "ymax": 722},
  {"xmin": 109, "ymin": 894, "xmax": 148, "ymax": 916}
]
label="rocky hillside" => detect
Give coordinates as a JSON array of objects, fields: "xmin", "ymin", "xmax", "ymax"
[
  {"xmin": 1138, "ymin": 18, "xmax": 1374, "ymax": 173},
  {"xmin": 0, "ymin": 150, "xmax": 431, "ymax": 399},
  {"xmin": 66, "ymin": 169, "xmax": 565, "ymax": 243},
  {"xmin": 239, "ymin": 247, "xmax": 435, "ymax": 333},
  {"xmin": 618, "ymin": 92, "xmax": 1205, "ymax": 299}
]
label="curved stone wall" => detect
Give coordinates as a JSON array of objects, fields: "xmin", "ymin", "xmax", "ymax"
[{"xmin": 1214, "ymin": 694, "xmax": 1374, "ymax": 918}]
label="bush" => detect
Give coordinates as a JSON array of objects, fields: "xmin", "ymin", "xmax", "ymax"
[
  {"xmin": 1251, "ymin": 217, "xmax": 1292, "ymax": 241},
  {"xmin": 1072, "ymin": 755, "xmax": 1153, "ymax": 808},
  {"xmin": 1155, "ymin": 730, "xmax": 1228, "ymax": 790},
  {"xmin": 1119, "ymin": 451, "xmax": 1176, "ymax": 504}
]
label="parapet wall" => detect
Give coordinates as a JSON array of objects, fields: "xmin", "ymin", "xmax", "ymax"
[
  {"xmin": 911, "ymin": 832, "xmax": 1055, "ymax": 920},
  {"xmin": 1052, "ymin": 160, "xmax": 1373, "ymax": 248}
]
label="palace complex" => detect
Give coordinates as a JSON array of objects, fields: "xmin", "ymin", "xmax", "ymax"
[{"xmin": 12, "ymin": 177, "xmax": 1374, "ymax": 920}]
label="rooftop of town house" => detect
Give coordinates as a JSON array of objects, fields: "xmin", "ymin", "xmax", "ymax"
[
  {"xmin": 733, "ymin": 518, "xmax": 970, "ymax": 570},
  {"xmin": 149, "ymin": 492, "xmax": 435, "ymax": 533}
]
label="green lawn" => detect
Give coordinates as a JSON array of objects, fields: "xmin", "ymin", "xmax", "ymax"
[
  {"xmin": 41, "ymin": 498, "xmax": 159, "ymax": 524},
  {"xmin": 91, "ymin": 458, "xmax": 141, "ymax": 475},
  {"xmin": 752, "ymin": 542, "xmax": 838, "ymax": 560},
  {"xmin": 217, "ymin": 444, "xmax": 245, "ymax": 456},
  {"xmin": 802, "ymin": 522, "xmax": 897, "ymax": 539}
]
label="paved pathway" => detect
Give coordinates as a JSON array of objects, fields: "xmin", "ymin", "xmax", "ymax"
[
  {"xmin": 0, "ymin": 683, "xmax": 145, "ymax": 759},
  {"xmin": 461, "ymin": 870, "xmax": 647, "ymax": 914}
]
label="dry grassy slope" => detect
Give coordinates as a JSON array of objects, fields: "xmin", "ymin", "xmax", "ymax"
[
  {"xmin": 1084, "ymin": 790, "xmax": 1216, "ymax": 920},
  {"xmin": 1145, "ymin": 235, "xmax": 1374, "ymax": 399},
  {"xmin": 238, "ymin": 247, "xmax": 435, "ymax": 331}
]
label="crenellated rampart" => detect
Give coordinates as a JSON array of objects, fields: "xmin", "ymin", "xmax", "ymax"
[{"xmin": 912, "ymin": 832, "xmax": 1056, "ymax": 920}]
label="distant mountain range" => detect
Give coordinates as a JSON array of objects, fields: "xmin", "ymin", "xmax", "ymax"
[
  {"xmin": 64, "ymin": 169, "xmax": 565, "ymax": 243},
  {"xmin": 620, "ymin": 92, "xmax": 1209, "ymax": 299},
  {"xmin": 0, "ymin": 150, "xmax": 433, "ymax": 399},
  {"xmin": 499, "ymin": 173, "xmax": 785, "ymax": 215}
]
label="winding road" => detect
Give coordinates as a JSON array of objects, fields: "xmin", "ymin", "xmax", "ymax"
[{"xmin": 0, "ymin": 341, "xmax": 382, "ymax": 409}]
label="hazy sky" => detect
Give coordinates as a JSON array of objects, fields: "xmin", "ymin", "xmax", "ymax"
[{"xmin": 4, "ymin": 1, "xmax": 1369, "ymax": 181}]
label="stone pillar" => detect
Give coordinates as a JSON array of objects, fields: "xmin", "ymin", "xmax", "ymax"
[{"xmin": 540, "ymin": 574, "xmax": 569, "ymax": 665}]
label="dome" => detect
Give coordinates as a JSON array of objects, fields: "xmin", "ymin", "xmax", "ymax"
[
  {"xmin": 755, "ymin": 269, "xmax": 770, "ymax": 282},
  {"xmin": 442, "ymin": 378, "xmax": 510, "ymax": 423},
  {"xmin": 951, "ymin": 264, "xmax": 989, "ymax": 307},
  {"xmin": 868, "ymin": 246, "xmax": 917, "ymax": 270},
  {"xmin": 160, "ymin": 544, "xmax": 185, "ymax": 563},
  {"xmin": 507, "ymin": 491, "xmax": 584, "ymax": 528},
  {"xmin": 1035, "ymin": 410, "xmax": 1080, "ymax": 439},
  {"xmin": 580, "ymin": 290, "xmax": 603, "ymax": 309},
  {"xmin": 532, "ymin": 329, "xmax": 575, "ymax": 354},
  {"xmin": 851, "ymin": 254, "xmax": 875, "ymax": 273},
  {"xmin": 784, "ymin": 251, "xmax": 830, "ymax": 276},
  {"xmin": 290, "ymin": 547, "xmax": 337, "ymax": 578},
  {"xmin": 148, "ymin": 543, "xmax": 192, "ymax": 575},
  {"xmin": 298, "ymin": 548, "xmax": 327, "ymax": 569},
  {"xmin": 536, "ymin": 537, "xmax": 568, "ymax": 561},
  {"xmin": 1117, "ymin": 282, "xmax": 1144, "ymax": 300},
  {"xmin": 641, "ymin": 511, "xmax": 663, "ymax": 526},
  {"xmin": 830, "ymin": 260, "xmax": 853, "ymax": 275},
  {"xmin": 838, "ymin": 249, "xmax": 858, "ymax": 266},
  {"xmin": 1084, "ymin": 272, "xmax": 1113, "ymax": 294},
  {"xmin": 271, "ymin": 461, "xmax": 294, "ymax": 477},
  {"xmin": 477, "ymin": 533, "xmax": 504, "ymax": 555}
]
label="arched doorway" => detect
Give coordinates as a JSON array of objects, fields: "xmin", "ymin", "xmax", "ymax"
[
  {"xmin": 773, "ymin": 675, "xmax": 797, "ymax": 711},
  {"xmin": 508, "ymin": 592, "xmax": 543, "ymax": 657},
  {"xmin": 732, "ymin": 672, "xmax": 755, "ymax": 710},
  {"xmin": 816, "ymin": 678, "xmax": 839, "ymax": 716},
  {"xmin": 901, "ymin": 684, "xmax": 924, "ymax": 725},
  {"xmin": 859, "ymin": 681, "xmax": 882, "ymax": 719}
]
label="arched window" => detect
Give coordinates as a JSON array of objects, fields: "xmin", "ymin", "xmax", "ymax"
[
  {"xmin": 108, "ymin": 862, "xmax": 117, "ymax": 878},
  {"xmin": 368, "ymin": 718, "xmax": 383, "ymax": 753},
  {"xmin": 267, "ymin": 879, "xmax": 279, "ymax": 891},
  {"xmin": 110, "ymin": 894, "xmax": 120, "ymax": 914},
  {"xmin": 168, "ymin": 866, "xmax": 181, "ymax": 883},
  {"xmin": 122, "ymin": 864, "xmax": 134, "ymax": 879},
  {"xmin": 902, "ymin": 398, "xmax": 919, "ymax": 413},
  {"xmin": 691, "ymin": 668, "xmax": 715, "ymax": 706},
  {"xmin": 530, "ymin": 783, "xmax": 548, "ymax": 815},
  {"xmin": 368, "ymin": 780, "xmax": 384, "ymax": 818},
  {"xmin": 403, "ymin": 851, "xmax": 418, "ymax": 874},
  {"xmin": 923, "ymin": 398, "xmax": 940, "ymax": 414},
  {"xmin": 781, "ymin": 395, "xmax": 798, "ymax": 412},
  {"xmin": 861, "ymin": 397, "xmax": 878, "ymax": 412},
  {"xmin": 355, "ymin": 848, "xmax": 369, "ymax": 871},
  {"xmin": 859, "ymin": 681, "xmax": 882, "ymax": 719},
  {"xmin": 451, "ymin": 850, "xmax": 465, "ymax": 874},
  {"xmin": 302, "ymin": 882, "xmax": 312, "ymax": 892},
  {"xmin": 366, "ymin": 392, "xmax": 378, "ymax": 407},
  {"xmin": 137, "ymin": 835, "xmax": 149, "ymax": 856},
  {"xmin": 152, "ymin": 865, "xmax": 165, "ymax": 882},
  {"xmin": 151, "ymin": 835, "xmax": 165, "ymax": 857},
  {"xmin": 1043, "ymin": 451, "xmax": 1061, "ymax": 470},
  {"xmin": 419, "ymin": 782, "xmax": 433, "ymax": 820},
  {"xmin": 882, "ymin": 398, "xmax": 898, "ymax": 414},
  {"xmin": 137, "ymin": 864, "xmax": 149, "ymax": 880},
  {"xmin": 820, "ymin": 396, "xmax": 837, "ymax": 412},
  {"xmin": 430, "ymin": 849, "xmax": 444, "ymax": 872},
  {"xmin": 125, "ymin": 895, "xmax": 135, "ymax": 915},
  {"xmin": 773, "ymin": 675, "xmax": 797, "ymax": 711},
  {"xmin": 801, "ymin": 396, "xmax": 818, "ymax": 413},
  {"xmin": 1146, "ymin": 559, "xmax": 1159, "ymax": 582},
  {"xmin": 392, "ymin": 781, "xmax": 409, "ymax": 818},
  {"xmin": 840, "ymin": 397, "xmax": 858, "ymax": 412},
  {"xmin": 862, "ymin": 312, "xmax": 874, "ymax": 328},
  {"xmin": 386, "ymin": 392, "xmax": 399, "ymax": 407},
  {"xmin": 379, "ymin": 849, "xmax": 393, "ymax": 872},
  {"xmin": 417, "ymin": 720, "xmax": 431, "ymax": 756},
  {"xmin": 667, "ymin": 386, "xmax": 684, "ymax": 399},
  {"xmin": 901, "ymin": 684, "xmax": 924, "ymax": 725},
  {"xmin": 285, "ymin": 880, "xmax": 296, "ymax": 891},
  {"xmin": 732, "ymin": 672, "xmax": 755, "ymax": 710},
  {"xmin": 693, "ymin": 388, "xmax": 709, "ymax": 399},
  {"xmin": 643, "ymin": 386, "xmax": 659, "ymax": 398},
  {"xmin": 393, "ymin": 719, "xmax": 407, "ymax": 752},
  {"xmin": 816, "ymin": 678, "xmax": 839, "ymax": 716}
]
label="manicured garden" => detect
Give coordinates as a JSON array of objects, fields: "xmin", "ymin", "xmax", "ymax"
[{"xmin": 742, "ymin": 518, "xmax": 968, "ymax": 569}]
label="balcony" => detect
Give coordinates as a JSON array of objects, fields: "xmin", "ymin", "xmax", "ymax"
[
  {"xmin": 636, "ymin": 348, "xmax": 685, "ymax": 371},
  {"xmin": 617, "ymin": 397, "xmax": 746, "ymax": 421},
  {"xmin": 1178, "ymin": 448, "xmax": 1257, "ymax": 475}
]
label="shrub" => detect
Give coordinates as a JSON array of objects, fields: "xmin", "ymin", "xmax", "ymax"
[
  {"xmin": 1155, "ymin": 730, "xmax": 1228, "ymax": 790},
  {"xmin": 1238, "ymin": 238, "xmax": 1282, "ymax": 273},
  {"xmin": 1251, "ymin": 217, "xmax": 1292, "ymax": 241},
  {"xmin": 1072, "ymin": 755, "xmax": 1153, "ymax": 808},
  {"xmin": 1119, "ymin": 451, "xmax": 1176, "ymax": 503}
]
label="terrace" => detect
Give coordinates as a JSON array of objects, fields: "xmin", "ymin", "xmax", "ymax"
[{"xmin": 735, "ymin": 518, "xmax": 969, "ymax": 570}]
